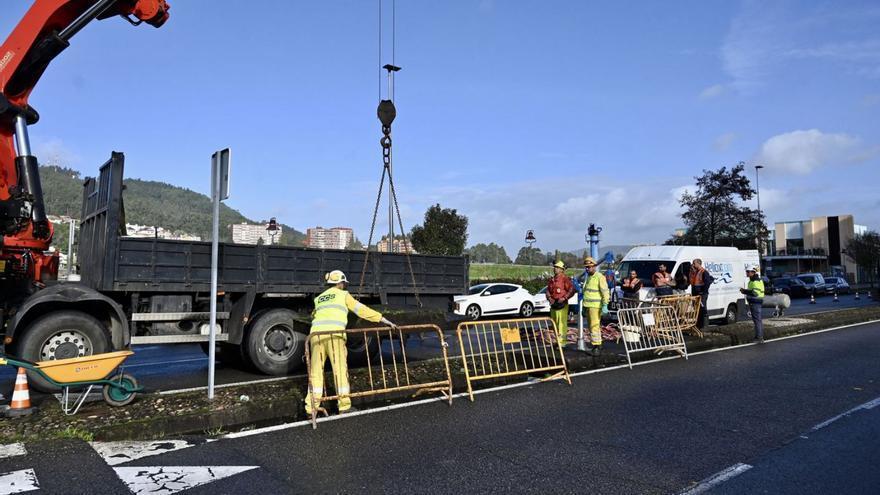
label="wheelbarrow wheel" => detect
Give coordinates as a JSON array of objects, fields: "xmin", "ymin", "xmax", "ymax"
[{"xmin": 102, "ymin": 373, "xmax": 139, "ymax": 407}]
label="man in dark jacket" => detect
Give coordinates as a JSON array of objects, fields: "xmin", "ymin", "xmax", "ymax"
[{"xmin": 689, "ymin": 259, "xmax": 714, "ymax": 329}]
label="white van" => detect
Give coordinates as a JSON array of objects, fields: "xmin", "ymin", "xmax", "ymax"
[{"xmin": 618, "ymin": 246, "xmax": 760, "ymax": 324}]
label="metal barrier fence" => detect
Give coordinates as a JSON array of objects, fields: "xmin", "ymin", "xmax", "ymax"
[
  {"xmin": 657, "ymin": 295, "xmax": 703, "ymax": 337},
  {"xmin": 617, "ymin": 305, "xmax": 688, "ymax": 369},
  {"xmin": 456, "ymin": 317, "xmax": 571, "ymax": 401},
  {"xmin": 305, "ymin": 324, "xmax": 453, "ymax": 428}
]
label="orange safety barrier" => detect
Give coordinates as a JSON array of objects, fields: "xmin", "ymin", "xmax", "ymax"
[
  {"xmin": 657, "ymin": 294, "xmax": 703, "ymax": 337},
  {"xmin": 456, "ymin": 317, "xmax": 571, "ymax": 401},
  {"xmin": 304, "ymin": 324, "xmax": 453, "ymax": 428}
]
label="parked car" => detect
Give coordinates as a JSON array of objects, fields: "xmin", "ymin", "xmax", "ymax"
[
  {"xmin": 453, "ymin": 283, "xmax": 536, "ymax": 320},
  {"xmin": 772, "ymin": 277, "xmax": 810, "ymax": 298},
  {"xmin": 796, "ymin": 273, "xmax": 827, "ymax": 295},
  {"xmin": 823, "ymin": 276, "xmax": 851, "ymax": 295}
]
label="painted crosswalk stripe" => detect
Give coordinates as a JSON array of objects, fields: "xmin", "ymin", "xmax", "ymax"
[
  {"xmin": 113, "ymin": 466, "xmax": 258, "ymax": 495},
  {"xmin": 0, "ymin": 468, "xmax": 39, "ymax": 495},
  {"xmin": 0, "ymin": 444, "xmax": 26, "ymax": 460},
  {"xmin": 89, "ymin": 440, "xmax": 196, "ymax": 466}
]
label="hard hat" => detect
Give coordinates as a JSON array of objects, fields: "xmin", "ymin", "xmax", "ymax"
[
  {"xmin": 325, "ymin": 270, "xmax": 348, "ymax": 284},
  {"xmin": 746, "ymin": 265, "xmax": 760, "ymax": 273},
  {"xmin": 583, "ymin": 256, "xmax": 597, "ymax": 267},
  {"xmin": 552, "ymin": 260, "xmax": 566, "ymax": 270}
]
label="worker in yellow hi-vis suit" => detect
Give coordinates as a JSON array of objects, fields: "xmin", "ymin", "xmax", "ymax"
[
  {"xmin": 304, "ymin": 270, "xmax": 398, "ymax": 415},
  {"xmin": 582, "ymin": 257, "xmax": 610, "ymax": 356}
]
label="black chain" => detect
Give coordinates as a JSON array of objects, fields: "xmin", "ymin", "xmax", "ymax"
[{"xmin": 357, "ymin": 165, "xmax": 386, "ymax": 298}]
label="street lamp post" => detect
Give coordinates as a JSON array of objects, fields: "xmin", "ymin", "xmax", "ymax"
[
  {"xmin": 525, "ymin": 230, "xmax": 536, "ymax": 279},
  {"xmin": 754, "ymin": 165, "xmax": 764, "ymax": 270},
  {"xmin": 267, "ymin": 217, "xmax": 279, "ymax": 245}
]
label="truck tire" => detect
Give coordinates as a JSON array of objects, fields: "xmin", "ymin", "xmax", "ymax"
[
  {"xmin": 15, "ymin": 311, "xmax": 111, "ymax": 393},
  {"xmin": 346, "ymin": 332, "xmax": 382, "ymax": 367},
  {"xmin": 242, "ymin": 309, "xmax": 307, "ymax": 375},
  {"xmin": 723, "ymin": 304, "xmax": 738, "ymax": 325}
]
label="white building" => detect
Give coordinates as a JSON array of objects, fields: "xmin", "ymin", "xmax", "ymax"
[
  {"xmin": 231, "ymin": 222, "xmax": 281, "ymax": 245},
  {"xmin": 377, "ymin": 236, "xmax": 416, "ymax": 254},
  {"xmin": 306, "ymin": 227, "xmax": 354, "ymax": 250}
]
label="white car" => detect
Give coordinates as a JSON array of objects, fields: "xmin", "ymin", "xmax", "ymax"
[{"xmin": 453, "ymin": 283, "xmax": 536, "ymax": 320}]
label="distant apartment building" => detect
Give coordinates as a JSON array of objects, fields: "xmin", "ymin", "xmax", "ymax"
[
  {"xmin": 230, "ymin": 222, "xmax": 281, "ymax": 245},
  {"xmin": 306, "ymin": 227, "xmax": 354, "ymax": 250},
  {"xmin": 125, "ymin": 224, "xmax": 201, "ymax": 242},
  {"xmin": 765, "ymin": 214, "xmax": 868, "ymax": 282},
  {"xmin": 377, "ymin": 237, "xmax": 416, "ymax": 254}
]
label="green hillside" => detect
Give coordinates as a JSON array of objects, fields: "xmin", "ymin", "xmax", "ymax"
[{"xmin": 40, "ymin": 165, "xmax": 306, "ymax": 249}]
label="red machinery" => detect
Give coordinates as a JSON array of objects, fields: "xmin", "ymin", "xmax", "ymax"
[{"xmin": 0, "ymin": 0, "xmax": 169, "ymax": 292}]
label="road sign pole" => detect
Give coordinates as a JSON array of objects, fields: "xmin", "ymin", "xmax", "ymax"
[{"xmin": 208, "ymin": 148, "xmax": 230, "ymax": 400}]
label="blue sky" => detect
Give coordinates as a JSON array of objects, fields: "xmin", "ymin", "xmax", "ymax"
[{"xmin": 2, "ymin": 0, "xmax": 878, "ymax": 255}]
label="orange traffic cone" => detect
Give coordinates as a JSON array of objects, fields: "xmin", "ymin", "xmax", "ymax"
[
  {"xmin": 809, "ymin": 293, "xmax": 816, "ymax": 304},
  {"xmin": 3, "ymin": 367, "xmax": 36, "ymax": 417}
]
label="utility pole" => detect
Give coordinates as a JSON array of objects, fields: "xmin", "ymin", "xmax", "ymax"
[{"xmin": 755, "ymin": 165, "xmax": 764, "ymax": 270}]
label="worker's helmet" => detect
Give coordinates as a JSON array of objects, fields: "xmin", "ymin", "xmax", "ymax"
[
  {"xmin": 325, "ymin": 270, "xmax": 348, "ymax": 285},
  {"xmin": 583, "ymin": 256, "xmax": 597, "ymax": 267},
  {"xmin": 552, "ymin": 260, "xmax": 566, "ymax": 270},
  {"xmin": 746, "ymin": 265, "xmax": 760, "ymax": 273}
]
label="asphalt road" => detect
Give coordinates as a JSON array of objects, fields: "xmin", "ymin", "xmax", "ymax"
[
  {"xmin": 2, "ymin": 319, "xmax": 878, "ymax": 493},
  {"xmin": 1, "ymin": 293, "xmax": 875, "ymax": 401}
]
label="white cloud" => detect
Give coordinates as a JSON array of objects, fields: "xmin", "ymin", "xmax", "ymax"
[
  {"xmin": 753, "ymin": 129, "xmax": 865, "ymax": 175},
  {"xmin": 34, "ymin": 138, "xmax": 80, "ymax": 167},
  {"xmin": 699, "ymin": 84, "xmax": 726, "ymax": 100},
  {"xmin": 713, "ymin": 132, "xmax": 737, "ymax": 151}
]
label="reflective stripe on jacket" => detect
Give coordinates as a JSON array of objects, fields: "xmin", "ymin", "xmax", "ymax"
[
  {"xmin": 312, "ymin": 287, "xmax": 384, "ymax": 335},
  {"xmin": 583, "ymin": 272, "xmax": 610, "ymax": 308}
]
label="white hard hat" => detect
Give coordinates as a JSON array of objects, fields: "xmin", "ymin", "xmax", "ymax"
[
  {"xmin": 325, "ymin": 270, "xmax": 348, "ymax": 284},
  {"xmin": 746, "ymin": 265, "xmax": 760, "ymax": 273}
]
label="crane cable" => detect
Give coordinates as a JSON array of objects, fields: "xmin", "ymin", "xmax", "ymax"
[{"xmin": 357, "ymin": 0, "xmax": 422, "ymax": 308}]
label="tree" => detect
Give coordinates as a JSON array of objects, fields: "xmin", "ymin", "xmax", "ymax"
[
  {"xmin": 667, "ymin": 163, "xmax": 768, "ymax": 249},
  {"xmin": 466, "ymin": 243, "xmax": 511, "ymax": 264},
  {"xmin": 845, "ymin": 231, "xmax": 880, "ymax": 289},
  {"xmin": 409, "ymin": 204, "xmax": 469, "ymax": 256},
  {"xmin": 346, "ymin": 237, "xmax": 364, "ymax": 250},
  {"xmin": 515, "ymin": 246, "xmax": 543, "ymax": 265}
]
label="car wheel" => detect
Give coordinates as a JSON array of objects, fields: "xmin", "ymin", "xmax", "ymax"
[
  {"xmin": 519, "ymin": 301, "xmax": 534, "ymax": 318},
  {"xmin": 15, "ymin": 311, "xmax": 111, "ymax": 392},
  {"xmin": 465, "ymin": 304, "xmax": 482, "ymax": 320},
  {"xmin": 723, "ymin": 304, "xmax": 738, "ymax": 325}
]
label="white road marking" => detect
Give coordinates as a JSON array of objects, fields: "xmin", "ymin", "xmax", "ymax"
[
  {"xmin": 810, "ymin": 396, "xmax": 880, "ymax": 433},
  {"xmin": 0, "ymin": 444, "xmax": 26, "ymax": 460},
  {"xmin": 0, "ymin": 469, "xmax": 39, "ymax": 495},
  {"xmin": 679, "ymin": 463, "xmax": 753, "ymax": 495},
  {"xmin": 90, "ymin": 440, "xmax": 195, "ymax": 466},
  {"xmin": 223, "ymin": 318, "xmax": 880, "ymax": 439},
  {"xmin": 113, "ymin": 466, "xmax": 258, "ymax": 495}
]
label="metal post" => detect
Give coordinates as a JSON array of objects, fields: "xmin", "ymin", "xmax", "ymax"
[
  {"xmin": 755, "ymin": 165, "xmax": 764, "ymax": 270},
  {"xmin": 13, "ymin": 115, "xmax": 31, "ymax": 157},
  {"xmin": 208, "ymin": 155, "xmax": 220, "ymax": 400},
  {"xmin": 67, "ymin": 219, "xmax": 75, "ymax": 278}
]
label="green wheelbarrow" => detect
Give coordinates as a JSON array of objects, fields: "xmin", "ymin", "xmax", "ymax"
[{"xmin": 0, "ymin": 350, "xmax": 142, "ymax": 415}]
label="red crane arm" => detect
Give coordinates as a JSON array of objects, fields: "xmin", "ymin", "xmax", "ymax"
[{"xmin": 0, "ymin": 0, "xmax": 169, "ymax": 284}]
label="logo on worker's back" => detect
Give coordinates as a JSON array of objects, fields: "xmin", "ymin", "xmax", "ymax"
[{"xmin": 704, "ymin": 262, "xmax": 734, "ymax": 284}]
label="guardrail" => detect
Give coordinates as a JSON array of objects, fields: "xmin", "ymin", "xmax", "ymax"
[
  {"xmin": 617, "ymin": 305, "xmax": 688, "ymax": 369},
  {"xmin": 456, "ymin": 317, "xmax": 571, "ymax": 401},
  {"xmin": 305, "ymin": 324, "xmax": 453, "ymax": 428}
]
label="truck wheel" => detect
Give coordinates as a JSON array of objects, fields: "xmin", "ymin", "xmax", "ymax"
[
  {"xmin": 723, "ymin": 304, "xmax": 738, "ymax": 325},
  {"xmin": 346, "ymin": 332, "xmax": 382, "ymax": 367},
  {"xmin": 243, "ymin": 309, "xmax": 307, "ymax": 375},
  {"xmin": 15, "ymin": 311, "xmax": 111, "ymax": 392}
]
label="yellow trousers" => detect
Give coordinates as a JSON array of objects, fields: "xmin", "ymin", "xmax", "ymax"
[
  {"xmin": 304, "ymin": 334, "xmax": 351, "ymax": 414},
  {"xmin": 550, "ymin": 305, "xmax": 569, "ymax": 346},
  {"xmin": 587, "ymin": 306, "xmax": 602, "ymax": 346}
]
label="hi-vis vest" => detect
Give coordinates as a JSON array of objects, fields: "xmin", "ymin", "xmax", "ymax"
[
  {"xmin": 583, "ymin": 272, "xmax": 610, "ymax": 308},
  {"xmin": 747, "ymin": 278, "xmax": 765, "ymax": 302},
  {"xmin": 311, "ymin": 287, "xmax": 384, "ymax": 336}
]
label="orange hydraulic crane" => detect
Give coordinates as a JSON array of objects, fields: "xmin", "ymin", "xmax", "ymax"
[{"xmin": 0, "ymin": 0, "xmax": 169, "ymax": 292}]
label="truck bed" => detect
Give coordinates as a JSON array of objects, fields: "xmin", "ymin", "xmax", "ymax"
[{"xmin": 78, "ymin": 153, "xmax": 467, "ymax": 307}]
